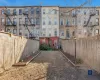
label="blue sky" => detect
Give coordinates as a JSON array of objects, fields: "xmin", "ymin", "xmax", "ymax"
[{"xmin": 0, "ymin": 0, "xmax": 99, "ymax": 7}]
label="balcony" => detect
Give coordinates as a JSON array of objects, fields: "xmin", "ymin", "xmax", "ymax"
[
  {"xmin": 13, "ymin": 12, "xmax": 17, "ymax": 15},
  {"xmin": 4, "ymin": 10, "xmax": 11, "ymax": 16},
  {"xmin": 4, "ymin": 10, "xmax": 17, "ymax": 16},
  {"xmin": 13, "ymin": 21, "xmax": 17, "ymax": 26},
  {"xmin": 23, "ymin": 22, "xmax": 35, "ymax": 26},
  {"xmin": 5, "ymin": 21, "xmax": 17, "ymax": 26},
  {"xmin": 90, "ymin": 11, "xmax": 96, "ymax": 16},
  {"xmin": 23, "ymin": 11, "xmax": 28, "ymax": 15}
]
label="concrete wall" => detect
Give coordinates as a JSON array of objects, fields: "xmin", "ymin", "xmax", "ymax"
[
  {"xmin": 0, "ymin": 32, "xmax": 39, "ymax": 73},
  {"xmin": 61, "ymin": 37, "xmax": 100, "ymax": 73}
]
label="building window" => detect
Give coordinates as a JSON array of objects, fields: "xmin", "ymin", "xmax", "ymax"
[
  {"xmin": 19, "ymin": 29, "xmax": 22, "ymax": 35},
  {"xmin": 7, "ymin": 9, "xmax": 10, "ymax": 15},
  {"xmin": 1, "ymin": 18, "xmax": 4, "ymax": 25},
  {"xmin": 49, "ymin": 33, "xmax": 51, "ymax": 37},
  {"xmin": 43, "ymin": 9, "xmax": 45, "ymax": 14},
  {"xmin": 72, "ymin": 19, "xmax": 75, "ymax": 25},
  {"xmin": 54, "ymin": 10, "xmax": 57, "ymax": 14},
  {"xmin": 31, "ymin": 8, "xmax": 34, "ymax": 14},
  {"xmin": 96, "ymin": 18, "xmax": 99, "ymax": 26},
  {"xmin": 36, "ymin": 18, "xmax": 40, "ymax": 25},
  {"xmin": 43, "ymin": 21, "xmax": 45, "ymax": 25},
  {"xmin": 7, "ymin": 18, "xmax": 10, "ymax": 25},
  {"xmin": 19, "ymin": 9, "xmax": 22, "ymax": 15},
  {"xmin": 60, "ymin": 19, "xmax": 64, "ymax": 25},
  {"xmin": 25, "ymin": 18, "xmax": 28, "ymax": 24},
  {"xmin": 60, "ymin": 30, "xmax": 64, "ymax": 36},
  {"xmin": 66, "ymin": 30, "xmax": 70, "ymax": 38},
  {"xmin": 1, "ymin": 10, "xmax": 4, "ymax": 14},
  {"xmin": 24, "ymin": 8, "xmax": 28, "ymax": 14},
  {"xmin": 7, "ymin": 29, "xmax": 10, "ymax": 32},
  {"xmin": 54, "ymin": 29, "xmax": 57, "ymax": 36},
  {"xmin": 96, "ymin": 10, "xmax": 99, "ymax": 15},
  {"xmin": 13, "ymin": 29, "xmax": 17, "ymax": 34},
  {"xmin": 31, "ymin": 18, "xmax": 35, "ymax": 24},
  {"xmin": 48, "ymin": 20, "xmax": 51, "ymax": 25},
  {"xmin": 54, "ymin": 18, "xmax": 57, "ymax": 25},
  {"xmin": 95, "ymin": 29, "xmax": 99, "ymax": 34},
  {"xmin": 13, "ymin": 18, "xmax": 17, "ymax": 25},
  {"xmin": 49, "ymin": 9, "xmax": 52, "ymax": 14},
  {"xmin": 36, "ymin": 8, "xmax": 40, "ymax": 14},
  {"xmin": 13, "ymin": 9, "xmax": 17, "ymax": 15},
  {"xmin": 66, "ymin": 19, "xmax": 69, "ymax": 26},
  {"xmin": 84, "ymin": 10, "xmax": 86, "ymax": 15}
]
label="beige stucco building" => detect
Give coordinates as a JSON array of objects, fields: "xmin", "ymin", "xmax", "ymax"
[
  {"xmin": 41, "ymin": 6, "xmax": 59, "ymax": 37},
  {"xmin": 59, "ymin": 7, "xmax": 76, "ymax": 39}
]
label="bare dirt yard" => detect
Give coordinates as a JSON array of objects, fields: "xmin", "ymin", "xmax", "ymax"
[{"xmin": 0, "ymin": 51, "xmax": 100, "ymax": 80}]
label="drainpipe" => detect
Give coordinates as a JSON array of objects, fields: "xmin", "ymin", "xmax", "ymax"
[{"xmin": 74, "ymin": 38, "xmax": 76, "ymax": 64}]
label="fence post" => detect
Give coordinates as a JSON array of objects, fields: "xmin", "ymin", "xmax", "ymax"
[{"xmin": 75, "ymin": 38, "xmax": 76, "ymax": 64}]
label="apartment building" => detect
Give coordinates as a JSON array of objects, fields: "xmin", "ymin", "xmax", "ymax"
[
  {"xmin": 0, "ymin": 7, "xmax": 6, "ymax": 31},
  {"xmin": 59, "ymin": 7, "xmax": 76, "ymax": 39},
  {"xmin": 59, "ymin": 7, "xmax": 100, "ymax": 39},
  {"xmin": 0, "ymin": 6, "xmax": 99, "ymax": 39},
  {"xmin": 41, "ymin": 6, "xmax": 59, "ymax": 37},
  {"xmin": 76, "ymin": 7, "xmax": 98, "ymax": 38},
  {"xmin": 4, "ymin": 6, "xmax": 41, "ymax": 38}
]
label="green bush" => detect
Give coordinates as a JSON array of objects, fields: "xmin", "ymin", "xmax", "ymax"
[{"xmin": 40, "ymin": 44, "xmax": 53, "ymax": 50}]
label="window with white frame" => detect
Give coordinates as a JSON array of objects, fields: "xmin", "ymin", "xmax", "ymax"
[
  {"xmin": 96, "ymin": 10, "xmax": 99, "ymax": 15},
  {"xmin": 48, "ymin": 19, "xmax": 51, "ymax": 25},
  {"xmin": 19, "ymin": 9, "xmax": 22, "ymax": 15},
  {"xmin": 1, "ymin": 10, "xmax": 4, "ymax": 14},
  {"xmin": 84, "ymin": 10, "xmax": 86, "ymax": 15},
  {"xmin": 24, "ymin": 8, "xmax": 28, "ymax": 14},
  {"xmin": 1, "ymin": 18, "xmax": 4, "ymax": 25},
  {"xmin": 31, "ymin": 8, "xmax": 34, "ymax": 14},
  {"xmin": 25, "ymin": 18, "xmax": 28, "ymax": 24},
  {"xmin": 36, "ymin": 8, "xmax": 40, "ymax": 14},
  {"xmin": 95, "ymin": 29, "xmax": 99, "ymax": 34},
  {"xmin": 13, "ymin": 29, "xmax": 17, "ymax": 34},
  {"xmin": 96, "ymin": 18, "xmax": 99, "ymax": 25},
  {"xmin": 43, "ymin": 9, "xmax": 45, "ymax": 14},
  {"xmin": 60, "ymin": 19, "xmax": 64, "ymax": 25},
  {"xmin": 54, "ymin": 28, "xmax": 57, "ymax": 36},
  {"xmin": 36, "ymin": 18, "xmax": 40, "ymax": 25},
  {"xmin": 54, "ymin": 10, "xmax": 57, "ymax": 14},
  {"xmin": 54, "ymin": 18, "xmax": 57, "ymax": 25},
  {"xmin": 13, "ymin": 18, "xmax": 17, "ymax": 25},
  {"xmin": 13, "ymin": 9, "xmax": 17, "ymax": 15}
]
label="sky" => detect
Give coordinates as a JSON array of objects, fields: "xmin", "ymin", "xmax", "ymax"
[{"xmin": 0, "ymin": 0, "xmax": 99, "ymax": 7}]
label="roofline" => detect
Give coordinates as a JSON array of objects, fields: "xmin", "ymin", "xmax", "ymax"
[{"xmin": 0, "ymin": 6, "xmax": 100, "ymax": 8}]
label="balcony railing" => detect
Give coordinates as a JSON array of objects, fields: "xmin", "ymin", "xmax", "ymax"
[
  {"xmin": 5, "ymin": 21, "xmax": 17, "ymax": 26},
  {"xmin": 23, "ymin": 11, "xmax": 28, "ymax": 15},
  {"xmin": 90, "ymin": 11, "xmax": 96, "ymax": 16},
  {"xmin": 4, "ymin": 10, "xmax": 17, "ymax": 16}
]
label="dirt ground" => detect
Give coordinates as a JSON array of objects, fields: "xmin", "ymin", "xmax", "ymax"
[{"xmin": 0, "ymin": 51, "xmax": 100, "ymax": 80}]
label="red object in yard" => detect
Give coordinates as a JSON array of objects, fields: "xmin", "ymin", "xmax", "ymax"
[{"xmin": 39, "ymin": 37, "xmax": 59, "ymax": 49}]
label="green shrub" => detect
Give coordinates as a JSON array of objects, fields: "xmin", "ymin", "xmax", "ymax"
[{"xmin": 40, "ymin": 44, "xmax": 53, "ymax": 50}]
